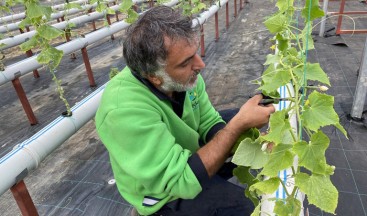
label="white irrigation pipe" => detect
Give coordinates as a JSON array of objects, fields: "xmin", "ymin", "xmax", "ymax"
[
  {"xmin": 0, "ymin": 0, "xmax": 89, "ymax": 25},
  {"xmin": 0, "ymin": 2, "xmax": 122, "ymax": 50},
  {"xmin": 191, "ymin": 0, "xmax": 228, "ymax": 28},
  {"xmin": 0, "ymin": 83, "xmax": 106, "ymax": 196},
  {"xmin": 0, "ymin": 0, "xmax": 117, "ymax": 34},
  {"xmin": 0, "ymin": 0, "xmax": 180, "ymax": 197}
]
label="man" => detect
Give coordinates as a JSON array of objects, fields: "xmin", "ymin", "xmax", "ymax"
[{"xmin": 95, "ymin": 5, "xmax": 274, "ymax": 216}]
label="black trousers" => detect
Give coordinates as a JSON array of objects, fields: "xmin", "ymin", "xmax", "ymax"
[
  {"xmin": 153, "ymin": 109, "xmax": 255, "ymax": 216},
  {"xmin": 153, "ymin": 174, "xmax": 254, "ymax": 216}
]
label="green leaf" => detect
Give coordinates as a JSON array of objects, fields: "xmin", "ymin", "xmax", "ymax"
[
  {"xmin": 106, "ymin": 8, "xmax": 116, "ymax": 15},
  {"xmin": 276, "ymin": 33, "xmax": 289, "ymax": 51},
  {"xmin": 293, "ymin": 131, "xmax": 334, "ymax": 175},
  {"xmin": 301, "ymin": 21, "xmax": 315, "ymax": 51},
  {"xmin": 264, "ymin": 13, "xmax": 288, "ymax": 34},
  {"xmin": 96, "ymin": 3, "xmax": 107, "ymax": 13},
  {"xmin": 274, "ymin": 196, "xmax": 302, "ymax": 216},
  {"xmin": 250, "ymin": 204, "xmax": 261, "ymax": 216},
  {"xmin": 259, "ymin": 65, "xmax": 292, "ymax": 93},
  {"xmin": 262, "ymin": 109, "xmax": 293, "ymax": 144},
  {"xmin": 295, "ymin": 173, "xmax": 338, "ymax": 214},
  {"xmin": 119, "ymin": 0, "xmax": 133, "ymax": 12},
  {"xmin": 232, "ymin": 128, "xmax": 260, "ymax": 153},
  {"xmin": 19, "ymin": 35, "xmax": 39, "ymax": 51},
  {"xmin": 276, "ymin": 0, "xmax": 295, "ymax": 12},
  {"xmin": 302, "ymin": 0, "xmax": 324, "ymax": 21},
  {"xmin": 65, "ymin": 3, "xmax": 82, "ymax": 10},
  {"xmin": 232, "ymin": 137, "xmax": 269, "ymax": 169},
  {"xmin": 250, "ymin": 177, "xmax": 280, "ymax": 195},
  {"xmin": 37, "ymin": 25, "xmax": 63, "ymax": 40},
  {"xmin": 301, "ymin": 91, "xmax": 341, "ymax": 132},
  {"xmin": 18, "ymin": 17, "xmax": 31, "ymax": 30},
  {"xmin": 264, "ymin": 53, "xmax": 280, "ymax": 65},
  {"xmin": 26, "ymin": 2, "xmax": 44, "ymax": 19},
  {"xmin": 260, "ymin": 144, "xmax": 294, "ymax": 177},
  {"xmin": 41, "ymin": 5, "xmax": 53, "ymax": 20},
  {"xmin": 294, "ymin": 63, "xmax": 330, "ymax": 86},
  {"xmin": 37, "ymin": 45, "xmax": 63, "ymax": 69},
  {"xmin": 335, "ymin": 122, "xmax": 347, "ymax": 137},
  {"xmin": 233, "ymin": 166, "xmax": 259, "ymax": 206},
  {"xmin": 126, "ymin": 9, "xmax": 139, "ymax": 23}
]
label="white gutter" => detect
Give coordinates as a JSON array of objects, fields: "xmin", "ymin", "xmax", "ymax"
[
  {"xmin": 0, "ymin": 0, "xmax": 179, "ymax": 197},
  {"xmin": 0, "ymin": 83, "xmax": 106, "ymax": 196},
  {"xmin": 0, "ymin": 0, "xmax": 89, "ymax": 25},
  {"xmin": 0, "ymin": 0, "xmax": 117, "ymax": 34},
  {"xmin": 0, "ymin": 2, "xmax": 122, "ymax": 50},
  {"xmin": 191, "ymin": 0, "xmax": 229, "ymax": 28}
]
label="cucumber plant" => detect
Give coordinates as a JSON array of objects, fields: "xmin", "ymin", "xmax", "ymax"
[{"xmin": 231, "ymin": 0, "xmax": 347, "ymax": 215}]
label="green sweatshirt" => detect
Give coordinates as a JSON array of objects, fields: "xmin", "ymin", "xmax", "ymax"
[{"xmin": 95, "ymin": 67, "xmax": 225, "ymax": 215}]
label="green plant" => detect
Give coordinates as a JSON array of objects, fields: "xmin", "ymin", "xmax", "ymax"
[
  {"xmin": 231, "ymin": 0, "xmax": 347, "ymax": 215},
  {"xmin": 109, "ymin": 66, "xmax": 120, "ymax": 79}
]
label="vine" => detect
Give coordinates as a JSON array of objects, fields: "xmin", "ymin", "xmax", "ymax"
[{"xmin": 232, "ymin": 0, "xmax": 347, "ymax": 215}]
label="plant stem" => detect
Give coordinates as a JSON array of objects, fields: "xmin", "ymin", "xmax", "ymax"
[{"xmin": 278, "ymin": 177, "xmax": 291, "ymax": 197}]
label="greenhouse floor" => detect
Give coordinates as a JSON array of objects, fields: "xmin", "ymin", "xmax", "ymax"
[{"xmin": 1, "ymin": 0, "xmax": 367, "ymax": 215}]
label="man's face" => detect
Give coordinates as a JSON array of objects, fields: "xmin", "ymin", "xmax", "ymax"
[{"xmin": 155, "ymin": 37, "xmax": 205, "ymax": 93}]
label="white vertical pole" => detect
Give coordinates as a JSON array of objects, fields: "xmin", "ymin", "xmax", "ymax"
[
  {"xmin": 319, "ymin": 0, "xmax": 329, "ymax": 37},
  {"xmin": 351, "ymin": 36, "xmax": 367, "ymax": 119}
]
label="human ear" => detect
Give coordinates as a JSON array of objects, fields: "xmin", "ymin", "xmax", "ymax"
[{"xmin": 147, "ymin": 74, "xmax": 162, "ymax": 86}]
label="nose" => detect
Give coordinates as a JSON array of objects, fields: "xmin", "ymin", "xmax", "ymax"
[{"xmin": 193, "ymin": 53, "xmax": 205, "ymax": 71}]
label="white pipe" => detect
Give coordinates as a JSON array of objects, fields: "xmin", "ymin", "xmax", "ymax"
[
  {"xmin": 0, "ymin": 83, "xmax": 106, "ymax": 196},
  {"xmin": 319, "ymin": 0, "xmax": 329, "ymax": 37},
  {"xmin": 0, "ymin": 0, "xmax": 89, "ymax": 25},
  {"xmin": 0, "ymin": 0, "xmax": 180, "ymax": 197},
  {"xmin": 0, "ymin": 0, "xmax": 117, "ymax": 34},
  {"xmin": 0, "ymin": 0, "xmax": 177, "ymax": 86},
  {"xmin": 0, "ymin": 3, "xmax": 122, "ymax": 50},
  {"xmin": 192, "ymin": 0, "xmax": 229, "ymax": 28}
]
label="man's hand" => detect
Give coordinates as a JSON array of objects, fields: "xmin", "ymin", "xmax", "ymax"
[
  {"xmin": 197, "ymin": 94, "xmax": 275, "ymax": 177},
  {"xmin": 229, "ymin": 94, "xmax": 275, "ymax": 134}
]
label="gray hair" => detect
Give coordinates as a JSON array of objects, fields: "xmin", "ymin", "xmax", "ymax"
[{"xmin": 123, "ymin": 6, "xmax": 199, "ymax": 77}]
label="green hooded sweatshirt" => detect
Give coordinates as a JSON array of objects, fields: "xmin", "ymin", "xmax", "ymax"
[{"xmin": 95, "ymin": 67, "xmax": 225, "ymax": 215}]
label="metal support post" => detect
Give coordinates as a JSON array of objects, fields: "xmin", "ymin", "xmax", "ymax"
[
  {"xmin": 65, "ymin": 29, "xmax": 77, "ymax": 59},
  {"xmin": 336, "ymin": 0, "xmax": 346, "ymax": 35},
  {"xmin": 81, "ymin": 47, "xmax": 96, "ymax": 87},
  {"xmin": 113, "ymin": 1, "xmax": 119, "ymax": 21},
  {"xmin": 10, "ymin": 180, "xmax": 39, "ymax": 216},
  {"xmin": 200, "ymin": 25, "xmax": 205, "ymax": 57},
  {"xmin": 11, "ymin": 77, "xmax": 38, "ymax": 125},
  {"xmin": 25, "ymin": 50, "xmax": 40, "ymax": 78},
  {"xmin": 215, "ymin": 12, "xmax": 219, "ymax": 42},
  {"xmin": 106, "ymin": 15, "xmax": 115, "ymax": 40},
  {"xmin": 88, "ymin": 9, "xmax": 97, "ymax": 31},
  {"xmin": 319, "ymin": 0, "xmax": 329, "ymax": 37},
  {"xmin": 226, "ymin": 2, "xmax": 229, "ymax": 29},
  {"xmin": 351, "ymin": 36, "xmax": 367, "ymax": 119},
  {"xmin": 234, "ymin": 0, "xmax": 237, "ymax": 18}
]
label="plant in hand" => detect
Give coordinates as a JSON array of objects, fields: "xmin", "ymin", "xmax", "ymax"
[{"xmin": 232, "ymin": 0, "xmax": 347, "ymax": 215}]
